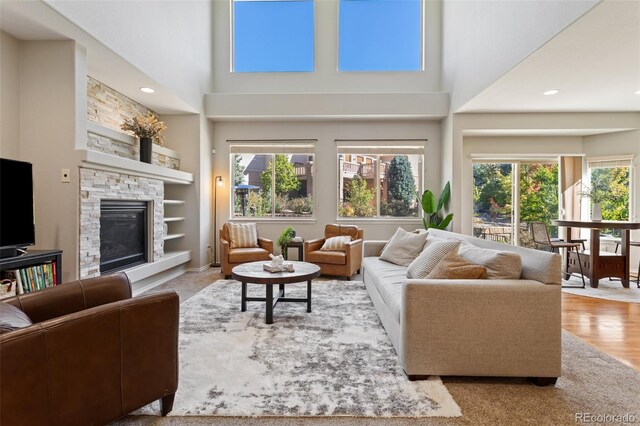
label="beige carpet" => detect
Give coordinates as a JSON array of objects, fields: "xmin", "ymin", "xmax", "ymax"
[{"xmin": 113, "ymin": 268, "xmax": 640, "ymax": 425}]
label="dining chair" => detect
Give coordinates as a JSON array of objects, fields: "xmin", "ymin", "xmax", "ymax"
[{"xmin": 530, "ymin": 222, "xmax": 586, "ymax": 288}]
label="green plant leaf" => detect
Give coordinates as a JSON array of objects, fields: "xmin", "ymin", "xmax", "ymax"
[
  {"xmin": 421, "ymin": 190, "xmax": 436, "ymax": 214},
  {"xmin": 438, "ymin": 213, "xmax": 454, "ymax": 230},
  {"xmin": 436, "ymin": 181, "xmax": 451, "ymax": 212}
]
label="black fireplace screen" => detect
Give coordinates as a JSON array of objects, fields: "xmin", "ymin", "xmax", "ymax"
[{"xmin": 100, "ymin": 200, "xmax": 148, "ymax": 274}]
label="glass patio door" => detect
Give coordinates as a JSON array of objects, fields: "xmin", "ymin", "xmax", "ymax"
[{"xmin": 473, "ymin": 160, "xmax": 559, "ymax": 247}]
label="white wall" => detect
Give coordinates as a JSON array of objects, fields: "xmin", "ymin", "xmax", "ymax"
[
  {"xmin": 20, "ymin": 40, "xmax": 87, "ymax": 282},
  {"xmin": 212, "ymin": 119, "xmax": 441, "ymax": 249},
  {"xmin": 0, "ymin": 31, "xmax": 21, "ymax": 159},
  {"xmin": 441, "ymin": 0, "xmax": 599, "ymax": 112},
  {"xmin": 46, "ymin": 0, "xmax": 213, "ymax": 108},
  {"xmin": 211, "ymin": 0, "xmax": 442, "ymax": 94}
]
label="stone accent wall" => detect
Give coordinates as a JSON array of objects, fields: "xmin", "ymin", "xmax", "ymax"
[
  {"xmin": 79, "ymin": 168, "xmax": 164, "ymax": 278},
  {"xmin": 87, "ymin": 77, "xmax": 154, "ymax": 131},
  {"xmin": 86, "ymin": 77, "xmax": 180, "ymax": 169}
]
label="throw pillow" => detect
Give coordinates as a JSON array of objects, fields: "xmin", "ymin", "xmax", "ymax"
[
  {"xmin": 379, "ymin": 227, "xmax": 429, "ymax": 266},
  {"xmin": 457, "ymin": 242, "xmax": 522, "ymax": 279},
  {"xmin": 0, "ymin": 303, "xmax": 33, "ymax": 334},
  {"xmin": 406, "ymin": 239, "xmax": 461, "ymax": 279},
  {"xmin": 426, "ymin": 251, "xmax": 488, "ymax": 279},
  {"xmin": 321, "ymin": 236, "xmax": 352, "ymax": 251},
  {"xmin": 229, "ymin": 223, "xmax": 259, "ymax": 249}
]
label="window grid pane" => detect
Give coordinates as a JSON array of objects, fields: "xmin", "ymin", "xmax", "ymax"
[
  {"xmin": 233, "ymin": 0, "xmax": 314, "ymax": 72},
  {"xmin": 338, "ymin": 153, "xmax": 422, "ymax": 218},
  {"xmin": 339, "ymin": 0, "xmax": 422, "ymax": 71},
  {"xmin": 232, "ymin": 153, "xmax": 314, "ymax": 218}
]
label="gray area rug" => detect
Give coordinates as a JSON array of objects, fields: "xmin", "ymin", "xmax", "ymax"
[
  {"xmin": 139, "ymin": 279, "xmax": 461, "ymax": 418},
  {"xmin": 563, "ymin": 277, "xmax": 640, "ymax": 303}
]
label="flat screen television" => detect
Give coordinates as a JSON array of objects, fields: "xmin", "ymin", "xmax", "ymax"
[{"xmin": 0, "ymin": 158, "xmax": 35, "ymax": 257}]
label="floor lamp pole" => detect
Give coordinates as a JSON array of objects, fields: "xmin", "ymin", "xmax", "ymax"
[{"xmin": 212, "ymin": 175, "xmax": 223, "ymax": 267}]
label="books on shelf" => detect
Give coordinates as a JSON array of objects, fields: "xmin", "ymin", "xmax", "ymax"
[{"xmin": 0, "ymin": 262, "xmax": 57, "ymax": 295}]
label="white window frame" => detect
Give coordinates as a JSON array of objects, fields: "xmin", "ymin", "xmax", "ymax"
[
  {"xmin": 229, "ymin": 141, "xmax": 317, "ymax": 223},
  {"xmin": 583, "ymin": 155, "xmax": 635, "ymax": 223},
  {"xmin": 336, "ymin": 142, "xmax": 425, "ymax": 222}
]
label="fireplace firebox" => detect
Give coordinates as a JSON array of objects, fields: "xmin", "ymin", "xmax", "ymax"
[{"xmin": 100, "ymin": 200, "xmax": 149, "ymax": 274}]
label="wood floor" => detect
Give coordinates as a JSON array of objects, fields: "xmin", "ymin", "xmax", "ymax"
[{"xmin": 562, "ymin": 292, "xmax": 640, "ymax": 371}]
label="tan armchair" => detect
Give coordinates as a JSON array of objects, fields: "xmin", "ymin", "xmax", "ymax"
[
  {"xmin": 220, "ymin": 223, "xmax": 274, "ymax": 278},
  {"xmin": 304, "ymin": 224, "xmax": 363, "ymax": 280},
  {"xmin": 0, "ymin": 273, "xmax": 179, "ymax": 425}
]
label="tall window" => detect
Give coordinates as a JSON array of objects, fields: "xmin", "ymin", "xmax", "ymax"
[
  {"xmin": 473, "ymin": 161, "xmax": 559, "ymax": 247},
  {"xmin": 586, "ymin": 157, "xmax": 633, "ymax": 236},
  {"xmin": 338, "ymin": 0, "xmax": 422, "ymax": 71},
  {"xmin": 231, "ymin": 145, "xmax": 315, "ymax": 218},
  {"xmin": 232, "ymin": 0, "xmax": 314, "ymax": 72},
  {"xmin": 337, "ymin": 148, "xmax": 423, "ymax": 218}
]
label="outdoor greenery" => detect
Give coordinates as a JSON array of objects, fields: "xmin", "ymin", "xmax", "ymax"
[
  {"xmin": 233, "ymin": 155, "xmax": 244, "ymax": 186},
  {"xmin": 591, "ymin": 167, "xmax": 629, "ymax": 221},
  {"xmin": 383, "ymin": 155, "xmax": 417, "ymax": 217},
  {"xmin": 418, "ymin": 181, "xmax": 453, "ymax": 229},
  {"xmin": 260, "ymin": 154, "xmax": 300, "ymax": 195},
  {"xmin": 340, "ymin": 175, "xmax": 375, "ymax": 217}
]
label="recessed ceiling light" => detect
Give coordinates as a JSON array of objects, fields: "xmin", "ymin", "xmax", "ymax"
[
  {"xmin": 543, "ymin": 89, "xmax": 559, "ymax": 96},
  {"xmin": 140, "ymin": 87, "xmax": 155, "ymax": 93},
  {"xmin": 635, "ymin": 89, "xmax": 640, "ymax": 95}
]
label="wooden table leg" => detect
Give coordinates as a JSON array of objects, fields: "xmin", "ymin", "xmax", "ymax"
[
  {"xmin": 307, "ymin": 280, "xmax": 312, "ymax": 313},
  {"xmin": 241, "ymin": 282, "xmax": 247, "ymax": 311},
  {"xmin": 279, "ymin": 283, "xmax": 285, "ymax": 296},
  {"xmin": 621, "ymin": 230, "xmax": 631, "ymax": 288},
  {"xmin": 590, "ymin": 228, "xmax": 600, "ymax": 288},
  {"xmin": 265, "ymin": 284, "xmax": 273, "ymax": 324}
]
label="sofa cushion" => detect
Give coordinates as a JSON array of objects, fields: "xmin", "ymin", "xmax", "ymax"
[
  {"xmin": 307, "ymin": 250, "xmax": 346, "ymax": 265},
  {"xmin": 406, "ymin": 239, "xmax": 461, "ymax": 279},
  {"xmin": 426, "ymin": 251, "xmax": 488, "ymax": 279},
  {"xmin": 229, "ymin": 223, "xmax": 259, "ymax": 249},
  {"xmin": 362, "ymin": 257, "xmax": 406, "ymax": 323},
  {"xmin": 380, "ymin": 227, "xmax": 429, "ymax": 266},
  {"xmin": 228, "ymin": 247, "xmax": 271, "ymax": 263},
  {"xmin": 321, "ymin": 236, "xmax": 352, "ymax": 251},
  {"xmin": 457, "ymin": 242, "xmax": 522, "ymax": 279},
  {"xmin": 0, "ymin": 303, "xmax": 33, "ymax": 333}
]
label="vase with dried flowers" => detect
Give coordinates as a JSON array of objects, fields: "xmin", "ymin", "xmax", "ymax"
[
  {"xmin": 577, "ymin": 178, "xmax": 607, "ymax": 222},
  {"xmin": 120, "ymin": 113, "xmax": 167, "ymax": 164}
]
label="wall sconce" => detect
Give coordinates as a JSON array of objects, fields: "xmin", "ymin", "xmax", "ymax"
[{"xmin": 212, "ymin": 175, "xmax": 224, "ymax": 267}]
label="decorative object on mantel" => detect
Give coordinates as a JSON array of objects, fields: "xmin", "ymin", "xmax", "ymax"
[
  {"xmin": 578, "ymin": 180, "xmax": 606, "ymax": 222},
  {"xmin": 120, "ymin": 113, "xmax": 167, "ymax": 164}
]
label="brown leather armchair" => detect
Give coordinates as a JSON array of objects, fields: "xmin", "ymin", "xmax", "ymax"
[
  {"xmin": 0, "ymin": 273, "xmax": 178, "ymax": 426},
  {"xmin": 304, "ymin": 224, "xmax": 364, "ymax": 280},
  {"xmin": 220, "ymin": 223, "xmax": 274, "ymax": 278}
]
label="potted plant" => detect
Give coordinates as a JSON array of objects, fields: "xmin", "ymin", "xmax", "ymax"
[
  {"xmin": 277, "ymin": 226, "xmax": 296, "ymax": 259},
  {"xmin": 121, "ymin": 113, "xmax": 167, "ymax": 164},
  {"xmin": 578, "ymin": 179, "xmax": 607, "ymax": 221},
  {"xmin": 417, "ymin": 181, "xmax": 454, "ymax": 230}
]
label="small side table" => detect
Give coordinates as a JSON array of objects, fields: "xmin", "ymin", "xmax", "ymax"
[{"xmin": 283, "ymin": 240, "xmax": 304, "ymax": 261}]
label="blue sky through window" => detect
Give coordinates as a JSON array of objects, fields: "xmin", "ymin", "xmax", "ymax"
[
  {"xmin": 233, "ymin": 0, "xmax": 314, "ymax": 72},
  {"xmin": 339, "ymin": 0, "xmax": 422, "ymax": 71}
]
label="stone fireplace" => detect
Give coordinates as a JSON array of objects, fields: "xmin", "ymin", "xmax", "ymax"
[{"xmin": 80, "ymin": 168, "xmax": 164, "ymax": 278}]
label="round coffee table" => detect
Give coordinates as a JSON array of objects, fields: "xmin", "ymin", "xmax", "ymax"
[{"xmin": 231, "ymin": 261, "xmax": 321, "ymax": 324}]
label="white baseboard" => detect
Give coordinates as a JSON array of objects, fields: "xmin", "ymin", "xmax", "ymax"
[
  {"xmin": 132, "ymin": 266, "xmax": 186, "ymax": 296},
  {"xmin": 186, "ymin": 264, "xmax": 212, "ymax": 273}
]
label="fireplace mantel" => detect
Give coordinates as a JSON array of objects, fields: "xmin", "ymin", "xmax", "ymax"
[{"xmin": 80, "ymin": 149, "xmax": 194, "ymax": 184}]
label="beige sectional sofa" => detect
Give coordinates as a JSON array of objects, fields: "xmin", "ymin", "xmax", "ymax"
[{"xmin": 362, "ymin": 229, "xmax": 562, "ymax": 385}]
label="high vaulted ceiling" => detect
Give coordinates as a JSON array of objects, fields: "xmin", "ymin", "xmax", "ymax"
[{"xmin": 460, "ymin": 0, "xmax": 640, "ymax": 113}]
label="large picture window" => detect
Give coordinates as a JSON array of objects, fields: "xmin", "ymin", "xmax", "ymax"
[
  {"xmin": 231, "ymin": 145, "xmax": 314, "ymax": 218},
  {"xmin": 338, "ymin": 0, "xmax": 422, "ymax": 71},
  {"xmin": 337, "ymin": 148, "xmax": 423, "ymax": 218},
  {"xmin": 232, "ymin": 0, "xmax": 314, "ymax": 72}
]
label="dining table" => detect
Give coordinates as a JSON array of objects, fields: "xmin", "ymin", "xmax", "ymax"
[{"xmin": 552, "ymin": 219, "xmax": 640, "ymax": 288}]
